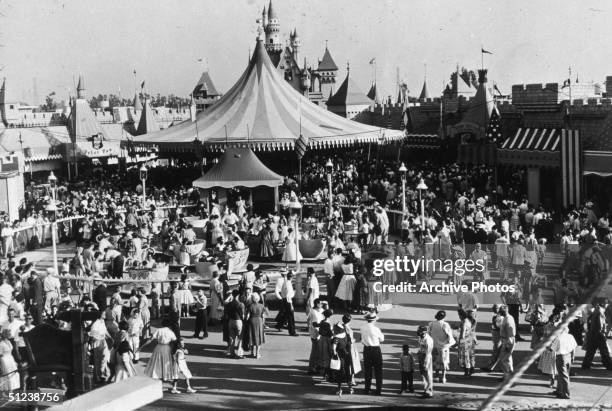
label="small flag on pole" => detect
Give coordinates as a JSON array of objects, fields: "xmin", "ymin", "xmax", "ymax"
[
  {"xmin": 562, "ymin": 79, "xmax": 571, "ymax": 88},
  {"xmin": 369, "ymin": 58, "xmax": 376, "ymax": 64},
  {"xmin": 481, "ymin": 48, "xmax": 493, "ymax": 55},
  {"xmin": 140, "ymin": 81, "xmax": 145, "ymax": 89}
]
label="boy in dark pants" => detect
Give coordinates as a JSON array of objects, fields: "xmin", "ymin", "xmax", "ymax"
[{"xmin": 399, "ymin": 344, "xmax": 415, "ymax": 394}]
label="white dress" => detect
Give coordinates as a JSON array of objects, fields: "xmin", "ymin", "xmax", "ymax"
[
  {"xmin": 282, "ymin": 232, "xmax": 302, "ymax": 262},
  {"xmin": 0, "ymin": 340, "xmax": 19, "ymax": 391},
  {"xmin": 335, "ymin": 263, "xmax": 356, "ymax": 302},
  {"xmin": 176, "ymin": 281, "xmax": 194, "ymax": 305},
  {"xmin": 144, "ymin": 327, "xmax": 178, "ymax": 381},
  {"xmin": 174, "ymin": 349, "xmax": 192, "ymax": 379}
]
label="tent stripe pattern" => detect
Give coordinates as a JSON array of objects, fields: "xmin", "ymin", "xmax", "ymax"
[{"xmin": 132, "ymin": 38, "xmax": 403, "ymax": 151}]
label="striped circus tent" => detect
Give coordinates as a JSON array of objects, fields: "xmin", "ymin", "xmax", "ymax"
[{"xmin": 132, "ymin": 38, "xmax": 403, "ymax": 152}]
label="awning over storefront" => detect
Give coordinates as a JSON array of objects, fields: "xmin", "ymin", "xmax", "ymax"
[
  {"xmin": 497, "ymin": 128, "xmax": 561, "ymax": 167},
  {"xmin": 583, "ymin": 151, "xmax": 612, "ymax": 177},
  {"xmin": 63, "ymin": 140, "xmax": 122, "ymax": 161},
  {"xmin": 500, "ymin": 128, "xmax": 560, "ymax": 151}
]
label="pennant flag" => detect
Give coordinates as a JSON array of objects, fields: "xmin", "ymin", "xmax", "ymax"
[
  {"xmin": 369, "ymin": 58, "xmax": 376, "ymax": 64},
  {"xmin": 493, "ymin": 84, "xmax": 503, "ymax": 96},
  {"xmin": 295, "ymin": 134, "xmax": 309, "ymax": 160},
  {"xmin": 485, "ymin": 108, "xmax": 502, "ymax": 144},
  {"xmin": 141, "ymin": 81, "xmax": 145, "ymax": 89},
  {"xmin": 562, "ymin": 79, "xmax": 571, "ymax": 88},
  {"xmin": 481, "ymin": 48, "xmax": 493, "ymax": 55},
  {"xmin": 561, "ymin": 129, "xmax": 581, "ymax": 208}
]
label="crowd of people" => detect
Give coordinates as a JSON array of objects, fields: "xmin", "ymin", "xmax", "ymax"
[{"xmin": 0, "ymin": 150, "xmax": 610, "ymax": 403}]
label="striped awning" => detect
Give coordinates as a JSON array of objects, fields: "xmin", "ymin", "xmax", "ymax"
[{"xmin": 500, "ymin": 128, "xmax": 560, "ymax": 151}]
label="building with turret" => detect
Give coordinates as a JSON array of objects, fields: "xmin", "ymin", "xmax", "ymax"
[
  {"xmin": 260, "ymin": 1, "xmax": 338, "ymax": 105},
  {"xmin": 326, "ymin": 63, "xmax": 373, "ymax": 121}
]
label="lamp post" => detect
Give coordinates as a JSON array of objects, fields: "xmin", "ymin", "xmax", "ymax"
[
  {"xmin": 139, "ymin": 164, "xmax": 148, "ymax": 210},
  {"xmin": 416, "ymin": 178, "xmax": 428, "ymax": 233},
  {"xmin": 47, "ymin": 171, "xmax": 59, "ymax": 277},
  {"xmin": 399, "ymin": 162, "xmax": 407, "ymax": 216},
  {"xmin": 325, "ymin": 159, "xmax": 333, "ymax": 220}
]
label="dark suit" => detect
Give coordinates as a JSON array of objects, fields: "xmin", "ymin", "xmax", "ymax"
[
  {"xmin": 30, "ymin": 276, "xmax": 44, "ymax": 325},
  {"xmin": 93, "ymin": 284, "xmax": 108, "ymax": 312}
]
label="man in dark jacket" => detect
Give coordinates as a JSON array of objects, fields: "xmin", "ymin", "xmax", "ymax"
[{"xmin": 29, "ymin": 271, "xmax": 45, "ymax": 325}]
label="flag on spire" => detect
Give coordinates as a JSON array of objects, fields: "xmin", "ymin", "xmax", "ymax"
[
  {"xmin": 481, "ymin": 48, "xmax": 493, "ymax": 54},
  {"xmin": 369, "ymin": 58, "xmax": 376, "ymax": 64}
]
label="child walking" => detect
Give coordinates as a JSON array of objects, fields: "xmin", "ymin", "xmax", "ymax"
[
  {"xmin": 171, "ymin": 339, "xmax": 196, "ymax": 394},
  {"xmin": 398, "ymin": 344, "xmax": 415, "ymax": 394}
]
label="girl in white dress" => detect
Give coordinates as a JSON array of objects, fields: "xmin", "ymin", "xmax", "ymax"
[
  {"xmin": 176, "ymin": 275, "xmax": 195, "ymax": 317},
  {"xmin": 171, "ymin": 339, "xmax": 196, "ymax": 393},
  {"xmin": 335, "ymin": 259, "xmax": 356, "ymax": 307}
]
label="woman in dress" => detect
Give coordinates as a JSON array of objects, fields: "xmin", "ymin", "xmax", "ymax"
[
  {"xmin": 335, "ymin": 256, "xmax": 356, "ymax": 311},
  {"xmin": 246, "ymin": 292, "xmax": 265, "ymax": 359},
  {"xmin": 210, "ymin": 216, "xmax": 224, "ymax": 246},
  {"xmin": 235, "ymin": 196, "xmax": 247, "ymax": 219},
  {"xmin": 259, "ymin": 223, "xmax": 275, "ymax": 260},
  {"xmin": 317, "ymin": 309, "xmax": 334, "ymax": 380},
  {"xmin": 143, "ymin": 318, "xmax": 178, "ymax": 381},
  {"xmin": 138, "ymin": 288, "xmax": 151, "ymax": 339},
  {"xmin": 528, "ymin": 303, "xmax": 547, "ymax": 349},
  {"xmin": 209, "ymin": 272, "xmax": 224, "ymax": 324},
  {"xmin": 0, "ymin": 329, "xmax": 19, "ymax": 392},
  {"xmin": 428, "ymin": 310, "xmax": 454, "ymax": 384},
  {"xmin": 176, "ymin": 275, "xmax": 194, "ymax": 318},
  {"xmin": 113, "ymin": 330, "xmax": 136, "ymax": 382},
  {"xmin": 458, "ymin": 309, "xmax": 477, "ymax": 377},
  {"xmin": 538, "ymin": 313, "xmax": 560, "ymax": 388},
  {"xmin": 331, "ymin": 322, "xmax": 353, "ymax": 396},
  {"xmin": 281, "ymin": 227, "xmax": 302, "ymax": 262}
]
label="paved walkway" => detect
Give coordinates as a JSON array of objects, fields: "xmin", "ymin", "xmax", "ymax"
[{"xmin": 10, "ymin": 243, "xmax": 612, "ymax": 410}]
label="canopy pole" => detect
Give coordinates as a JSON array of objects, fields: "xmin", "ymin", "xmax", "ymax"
[
  {"xmin": 249, "ymin": 189, "xmax": 254, "ymax": 213},
  {"xmin": 274, "ymin": 186, "xmax": 279, "ymax": 212}
]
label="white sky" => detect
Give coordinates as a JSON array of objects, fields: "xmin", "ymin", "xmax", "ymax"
[{"xmin": 1, "ymin": 0, "xmax": 610, "ymax": 104}]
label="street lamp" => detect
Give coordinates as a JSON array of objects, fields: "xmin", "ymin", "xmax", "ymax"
[
  {"xmin": 416, "ymin": 178, "xmax": 428, "ymax": 233},
  {"xmin": 47, "ymin": 171, "xmax": 59, "ymax": 277},
  {"xmin": 139, "ymin": 164, "xmax": 148, "ymax": 210},
  {"xmin": 325, "ymin": 158, "xmax": 333, "ymax": 219},
  {"xmin": 399, "ymin": 162, "xmax": 407, "ymax": 216}
]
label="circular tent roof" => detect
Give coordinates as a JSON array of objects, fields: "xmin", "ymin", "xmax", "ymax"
[{"xmin": 134, "ymin": 38, "xmax": 403, "ymax": 152}]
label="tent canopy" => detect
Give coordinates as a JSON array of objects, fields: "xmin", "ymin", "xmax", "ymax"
[
  {"xmin": 134, "ymin": 38, "xmax": 402, "ymax": 152},
  {"xmin": 193, "ymin": 147, "xmax": 283, "ymax": 189}
]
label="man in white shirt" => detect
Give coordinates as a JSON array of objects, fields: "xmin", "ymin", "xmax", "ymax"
[
  {"xmin": 1, "ymin": 307, "xmax": 24, "ymax": 343},
  {"xmin": 275, "ymin": 270, "xmax": 296, "ymax": 336},
  {"xmin": 305, "ymin": 268, "xmax": 319, "ymax": 316},
  {"xmin": 360, "ymin": 312, "xmax": 384, "ymax": 395},
  {"xmin": 306, "ymin": 298, "xmax": 323, "ymax": 374},
  {"xmin": 551, "ymin": 326, "xmax": 577, "ymax": 399}
]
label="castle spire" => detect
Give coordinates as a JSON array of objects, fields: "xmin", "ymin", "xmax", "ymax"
[{"xmin": 76, "ymin": 75, "xmax": 86, "ymax": 99}]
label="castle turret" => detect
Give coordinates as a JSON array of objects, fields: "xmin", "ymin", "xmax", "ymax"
[
  {"xmin": 76, "ymin": 75, "xmax": 86, "ymax": 99},
  {"xmin": 301, "ymin": 58, "xmax": 311, "ymax": 95},
  {"xmin": 291, "ymin": 28, "xmax": 301, "ymax": 62},
  {"xmin": 264, "ymin": 0, "xmax": 282, "ymax": 54},
  {"xmin": 317, "ymin": 42, "xmax": 338, "ymax": 101}
]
